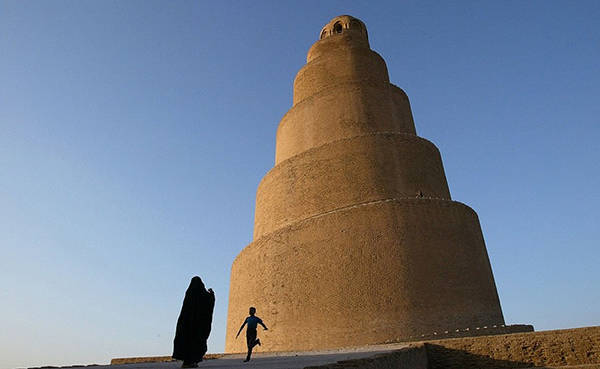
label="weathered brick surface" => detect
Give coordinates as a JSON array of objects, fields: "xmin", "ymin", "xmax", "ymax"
[
  {"xmin": 426, "ymin": 326, "xmax": 600, "ymax": 368},
  {"xmin": 226, "ymin": 15, "xmax": 510, "ymax": 353},
  {"xmin": 276, "ymin": 80, "xmax": 416, "ymax": 164},
  {"xmin": 227, "ymin": 198, "xmax": 505, "ymax": 353},
  {"xmin": 255, "ymin": 133, "xmax": 450, "ymax": 238},
  {"xmin": 305, "ymin": 327, "xmax": 600, "ymax": 369}
]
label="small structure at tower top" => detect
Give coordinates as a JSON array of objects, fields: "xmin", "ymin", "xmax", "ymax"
[{"xmin": 318, "ymin": 15, "xmax": 368, "ymax": 41}]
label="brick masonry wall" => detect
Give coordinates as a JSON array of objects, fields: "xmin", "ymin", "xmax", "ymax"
[
  {"xmin": 254, "ymin": 133, "xmax": 450, "ymax": 238},
  {"xmin": 226, "ymin": 15, "xmax": 507, "ymax": 353},
  {"xmin": 306, "ymin": 327, "xmax": 600, "ymax": 369},
  {"xmin": 226, "ymin": 199, "xmax": 505, "ymax": 353},
  {"xmin": 425, "ymin": 326, "xmax": 600, "ymax": 368}
]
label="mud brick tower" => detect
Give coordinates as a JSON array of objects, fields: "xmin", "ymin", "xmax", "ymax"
[{"xmin": 226, "ymin": 15, "xmax": 520, "ymax": 352}]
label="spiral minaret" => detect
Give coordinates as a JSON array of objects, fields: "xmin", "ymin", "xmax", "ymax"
[{"xmin": 226, "ymin": 15, "xmax": 514, "ymax": 352}]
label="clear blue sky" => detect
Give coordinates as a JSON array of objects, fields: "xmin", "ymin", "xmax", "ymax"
[{"xmin": 1, "ymin": 1, "xmax": 599, "ymax": 368}]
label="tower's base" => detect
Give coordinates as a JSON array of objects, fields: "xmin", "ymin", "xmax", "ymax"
[{"xmin": 225, "ymin": 198, "xmax": 507, "ymax": 353}]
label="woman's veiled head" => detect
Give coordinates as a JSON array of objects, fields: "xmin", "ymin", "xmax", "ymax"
[{"xmin": 188, "ymin": 276, "xmax": 206, "ymax": 294}]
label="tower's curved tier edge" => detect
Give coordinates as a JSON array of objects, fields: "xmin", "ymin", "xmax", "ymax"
[
  {"xmin": 226, "ymin": 198, "xmax": 505, "ymax": 353},
  {"xmin": 276, "ymin": 82, "xmax": 416, "ymax": 163},
  {"xmin": 294, "ymin": 47, "xmax": 388, "ymax": 106},
  {"xmin": 255, "ymin": 132, "xmax": 450, "ymax": 238}
]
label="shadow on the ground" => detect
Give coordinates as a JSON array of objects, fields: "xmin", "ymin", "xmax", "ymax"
[{"xmin": 426, "ymin": 343, "xmax": 555, "ymax": 369}]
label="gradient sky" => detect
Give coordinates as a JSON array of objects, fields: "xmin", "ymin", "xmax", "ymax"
[{"xmin": 1, "ymin": 1, "xmax": 599, "ymax": 368}]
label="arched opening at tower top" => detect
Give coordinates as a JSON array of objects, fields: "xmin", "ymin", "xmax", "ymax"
[{"xmin": 333, "ymin": 22, "xmax": 343, "ymax": 33}]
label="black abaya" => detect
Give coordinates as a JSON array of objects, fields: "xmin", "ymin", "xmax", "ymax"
[{"xmin": 173, "ymin": 276, "xmax": 215, "ymax": 363}]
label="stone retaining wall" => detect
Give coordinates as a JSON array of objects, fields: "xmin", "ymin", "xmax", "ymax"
[
  {"xmin": 426, "ymin": 326, "xmax": 600, "ymax": 368},
  {"xmin": 110, "ymin": 354, "xmax": 223, "ymax": 365},
  {"xmin": 307, "ymin": 326, "xmax": 600, "ymax": 369}
]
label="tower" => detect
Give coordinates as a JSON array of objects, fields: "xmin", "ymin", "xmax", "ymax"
[{"xmin": 226, "ymin": 15, "xmax": 517, "ymax": 352}]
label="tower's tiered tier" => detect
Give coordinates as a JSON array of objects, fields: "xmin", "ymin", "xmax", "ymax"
[{"xmin": 226, "ymin": 16, "xmax": 506, "ymax": 352}]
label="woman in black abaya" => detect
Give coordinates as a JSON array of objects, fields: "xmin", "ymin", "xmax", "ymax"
[{"xmin": 173, "ymin": 276, "xmax": 215, "ymax": 368}]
